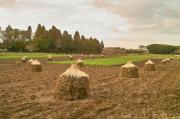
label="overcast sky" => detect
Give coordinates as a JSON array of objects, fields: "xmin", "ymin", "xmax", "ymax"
[{"xmin": 0, "ymin": 0, "xmax": 180, "ymax": 48}]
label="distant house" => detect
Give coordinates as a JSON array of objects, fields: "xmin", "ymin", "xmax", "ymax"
[{"xmin": 102, "ymin": 47, "xmax": 126, "ymax": 55}]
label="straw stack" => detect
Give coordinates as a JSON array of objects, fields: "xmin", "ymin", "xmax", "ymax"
[
  {"xmin": 120, "ymin": 61, "xmax": 139, "ymax": 78},
  {"xmin": 31, "ymin": 59, "xmax": 42, "ymax": 72},
  {"xmin": 54, "ymin": 64, "xmax": 89, "ymax": 100},
  {"xmin": 76, "ymin": 59, "xmax": 84, "ymax": 67},
  {"xmin": 144, "ymin": 60, "xmax": 156, "ymax": 71}
]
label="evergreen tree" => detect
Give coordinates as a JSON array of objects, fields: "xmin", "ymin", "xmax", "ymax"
[
  {"xmin": 35, "ymin": 24, "xmax": 41, "ymax": 38},
  {"xmin": 101, "ymin": 41, "xmax": 104, "ymax": 49},
  {"xmin": 1, "ymin": 24, "xmax": 103, "ymax": 54},
  {"xmin": 27, "ymin": 26, "xmax": 32, "ymax": 40}
]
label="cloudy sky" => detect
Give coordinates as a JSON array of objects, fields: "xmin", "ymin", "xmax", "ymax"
[{"xmin": 0, "ymin": 0, "xmax": 180, "ymax": 48}]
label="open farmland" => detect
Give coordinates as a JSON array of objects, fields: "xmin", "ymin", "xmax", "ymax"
[
  {"xmin": 52, "ymin": 54, "xmax": 179, "ymax": 66},
  {"xmin": 0, "ymin": 55, "xmax": 180, "ymax": 119}
]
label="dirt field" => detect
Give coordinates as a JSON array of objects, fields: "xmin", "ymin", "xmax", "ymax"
[{"xmin": 0, "ymin": 59, "xmax": 180, "ymax": 119}]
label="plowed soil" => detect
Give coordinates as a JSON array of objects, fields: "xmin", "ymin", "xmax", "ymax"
[{"xmin": 0, "ymin": 59, "xmax": 180, "ymax": 119}]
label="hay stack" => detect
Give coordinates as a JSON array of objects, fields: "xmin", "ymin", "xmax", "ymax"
[
  {"xmin": 166, "ymin": 58, "xmax": 171, "ymax": 63},
  {"xmin": 48, "ymin": 55, "xmax": 53, "ymax": 61},
  {"xmin": 169, "ymin": 57, "xmax": 173, "ymax": 60},
  {"xmin": 16, "ymin": 61, "xmax": 21, "ymax": 66},
  {"xmin": 161, "ymin": 59, "xmax": 169, "ymax": 65},
  {"xmin": 21, "ymin": 57, "xmax": 27, "ymax": 63},
  {"xmin": 68, "ymin": 55, "xmax": 73, "ymax": 60},
  {"xmin": 161, "ymin": 59, "xmax": 167, "ymax": 64},
  {"xmin": 76, "ymin": 59, "xmax": 84, "ymax": 67},
  {"xmin": 31, "ymin": 59, "xmax": 42, "ymax": 72},
  {"xmin": 120, "ymin": 61, "xmax": 139, "ymax": 78},
  {"xmin": 54, "ymin": 64, "xmax": 89, "ymax": 100},
  {"xmin": 100, "ymin": 54, "xmax": 104, "ymax": 58},
  {"xmin": 27, "ymin": 59, "xmax": 33, "ymax": 66},
  {"xmin": 144, "ymin": 60, "xmax": 156, "ymax": 71},
  {"xmin": 24, "ymin": 56, "xmax": 28, "ymax": 60},
  {"xmin": 80, "ymin": 53, "xmax": 84, "ymax": 58},
  {"xmin": 90, "ymin": 54, "xmax": 95, "ymax": 59}
]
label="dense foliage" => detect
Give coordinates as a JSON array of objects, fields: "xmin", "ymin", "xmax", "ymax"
[
  {"xmin": 147, "ymin": 44, "xmax": 179, "ymax": 54},
  {"xmin": 0, "ymin": 24, "xmax": 104, "ymax": 54}
]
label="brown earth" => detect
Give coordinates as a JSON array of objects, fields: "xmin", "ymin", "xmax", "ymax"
[{"xmin": 0, "ymin": 59, "xmax": 180, "ymax": 119}]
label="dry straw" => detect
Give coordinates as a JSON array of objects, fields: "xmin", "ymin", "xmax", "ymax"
[
  {"xmin": 24, "ymin": 56, "xmax": 28, "ymax": 60},
  {"xmin": 161, "ymin": 58, "xmax": 171, "ymax": 65},
  {"xmin": 165, "ymin": 58, "xmax": 171, "ymax": 63},
  {"xmin": 48, "ymin": 55, "xmax": 53, "ymax": 61},
  {"xmin": 27, "ymin": 59, "xmax": 34, "ymax": 66},
  {"xmin": 161, "ymin": 59, "xmax": 167, "ymax": 64},
  {"xmin": 54, "ymin": 64, "xmax": 89, "ymax": 100},
  {"xmin": 21, "ymin": 56, "xmax": 27, "ymax": 63},
  {"xmin": 90, "ymin": 54, "xmax": 95, "ymax": 59},
  {"xmin": 120, "ymin": 61, "xmax": 139, "ymax": 78},
  {"xmin": 31, "ymin": 59, "xmax": 42, "ymax": 72},
  {"xmin": 80, "ymin": 53, "xmax": 84, "ymax": 57},
  {"xmin": 16, "ymin": 61, "xmax": 21, "ymax": 66},
  {"xmin": 76, "ymin": 59, "xmax": 84, "ymax": 67},
  {"xmin": 169, "ymin": 57, "xmax": 173, "ymax": 60},
  {"xmin": 101, "ymin": 54, "xmax": 104, "ymax": 58},
  {"xmin": 68, "ymin": 55, "xmax": 73, "ymax": 60},
  {"xmin": 144, "ymin": 60, "xmax": 156, "ymax": 71}
]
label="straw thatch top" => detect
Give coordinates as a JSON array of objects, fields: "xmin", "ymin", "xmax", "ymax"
[
  {"xmin": 122, "ymin": 61, "xmax": 137, "ymax": 68},
  {"xmin": 145, "ymin": 60, "xmax": 154, "ymax": 65},
  {"xmin": 21, "ymin": 57, "xmax": 26, "ymax": 60},
  {"xmin": 68, "ymin": 55, "xmax": 72, "ymax": 57},
  {"xmin": 162, "ymin": 59, "xmax": 167, "ymax": 62},
  {"xmin": 76, "ymin": 59, "xmax": 84, "ymax": 63},
  {"xmin": 28, "ymin": 59, "xmax": 33, "ymax": 63},
  {"xmin": 23, "ymin": 56, "xmax": 28, "ymax": 59},
  {"xmin": 166, "ymin": 58, "xmax": 170, "ymax": 61},
  {"xmin": 48, "ymin": 55, "xmax": 52, "ymax": 58},
  {"xmin": 61, "ymin": 64, "xmax": 89, "ymax": 78},
  {"xmin": 80, "ymin": 54, "xmax": 84, "ymax": 56},
  {"xmin": 31, "ymin": 59, "xmax": 41, "ymax": 65}
]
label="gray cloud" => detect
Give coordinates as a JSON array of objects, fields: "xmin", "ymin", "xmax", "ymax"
[{"xmin": 92, "ymin": 0, "xmax": 180, "ymax": 34}]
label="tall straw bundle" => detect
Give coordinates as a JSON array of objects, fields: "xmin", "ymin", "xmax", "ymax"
[
  {"xmin": 165, "ymin": 58, "xmax": 171, "ymax": 63},
  {"xmin": 120, "ymin": 61, "xmax": 139, "ymax": 78},
  {"xmin": 31, "ymin": 59, "xmax": 42, "ymax": 72},
  {"xmin": 54, "ymin": 64, "xmax": 89, "ymax": 100},
  {"xmin": 169, "ymin": 57, "xmax": 173, "ymax": 60},
  {"xmin": 76, "ymin": 59, "xmax": 84, "ymax": 67},
  {"xmin": 27, "ymin": 59, "xmax": 34, "ymax": 66},
  {"xmin": 68, "ymin": 55, "xmax": 73, "ymax": 60},
  {"xmin": 80, "ymin": 53, "xmax": 84, "ymax": 58},
  {"xmin": 21, "ymin": 57, "xmax": 27, "ymax": 63},
  {"xmin": 161, "ymin": 59, "xmax": 168, "ymax": 65},
  {"xmin": 24, "ymin": 56, "xmax": 28, "ymax": 60},
  {"xmin": 90, "ymin": 54, "xmax": 95, "ymax": 59},
  {"xmin": 100, "ymin": 54, "xmax": 104, "ymax": 58},
  {"xmin": 144, "ymin": 60, "xmax": 156, "ymax": 71},
  {"xmin": 16, "ymin": 61, "xmax": 21, "ymax": 66},
  {"xmin": 48, "ymin": 55, "xmax": 53, "ymax": 61}
]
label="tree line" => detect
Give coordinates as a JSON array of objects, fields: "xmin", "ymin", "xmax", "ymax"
[
  {"xmin": 0, "ymin": 24, "xmax": 104, "ymax": 54},
  {"xmin": 147, "ymin": 44, "xmax": 180, "ymax": 54}
]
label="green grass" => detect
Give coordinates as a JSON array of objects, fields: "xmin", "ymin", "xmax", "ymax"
[
  {"xmin": 0, "ymin": 52, "xmax": 65, "ymax": 59},
  {"xmin": 51, "ymin": 54, "xmax": 179, "ymax": 66}
]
